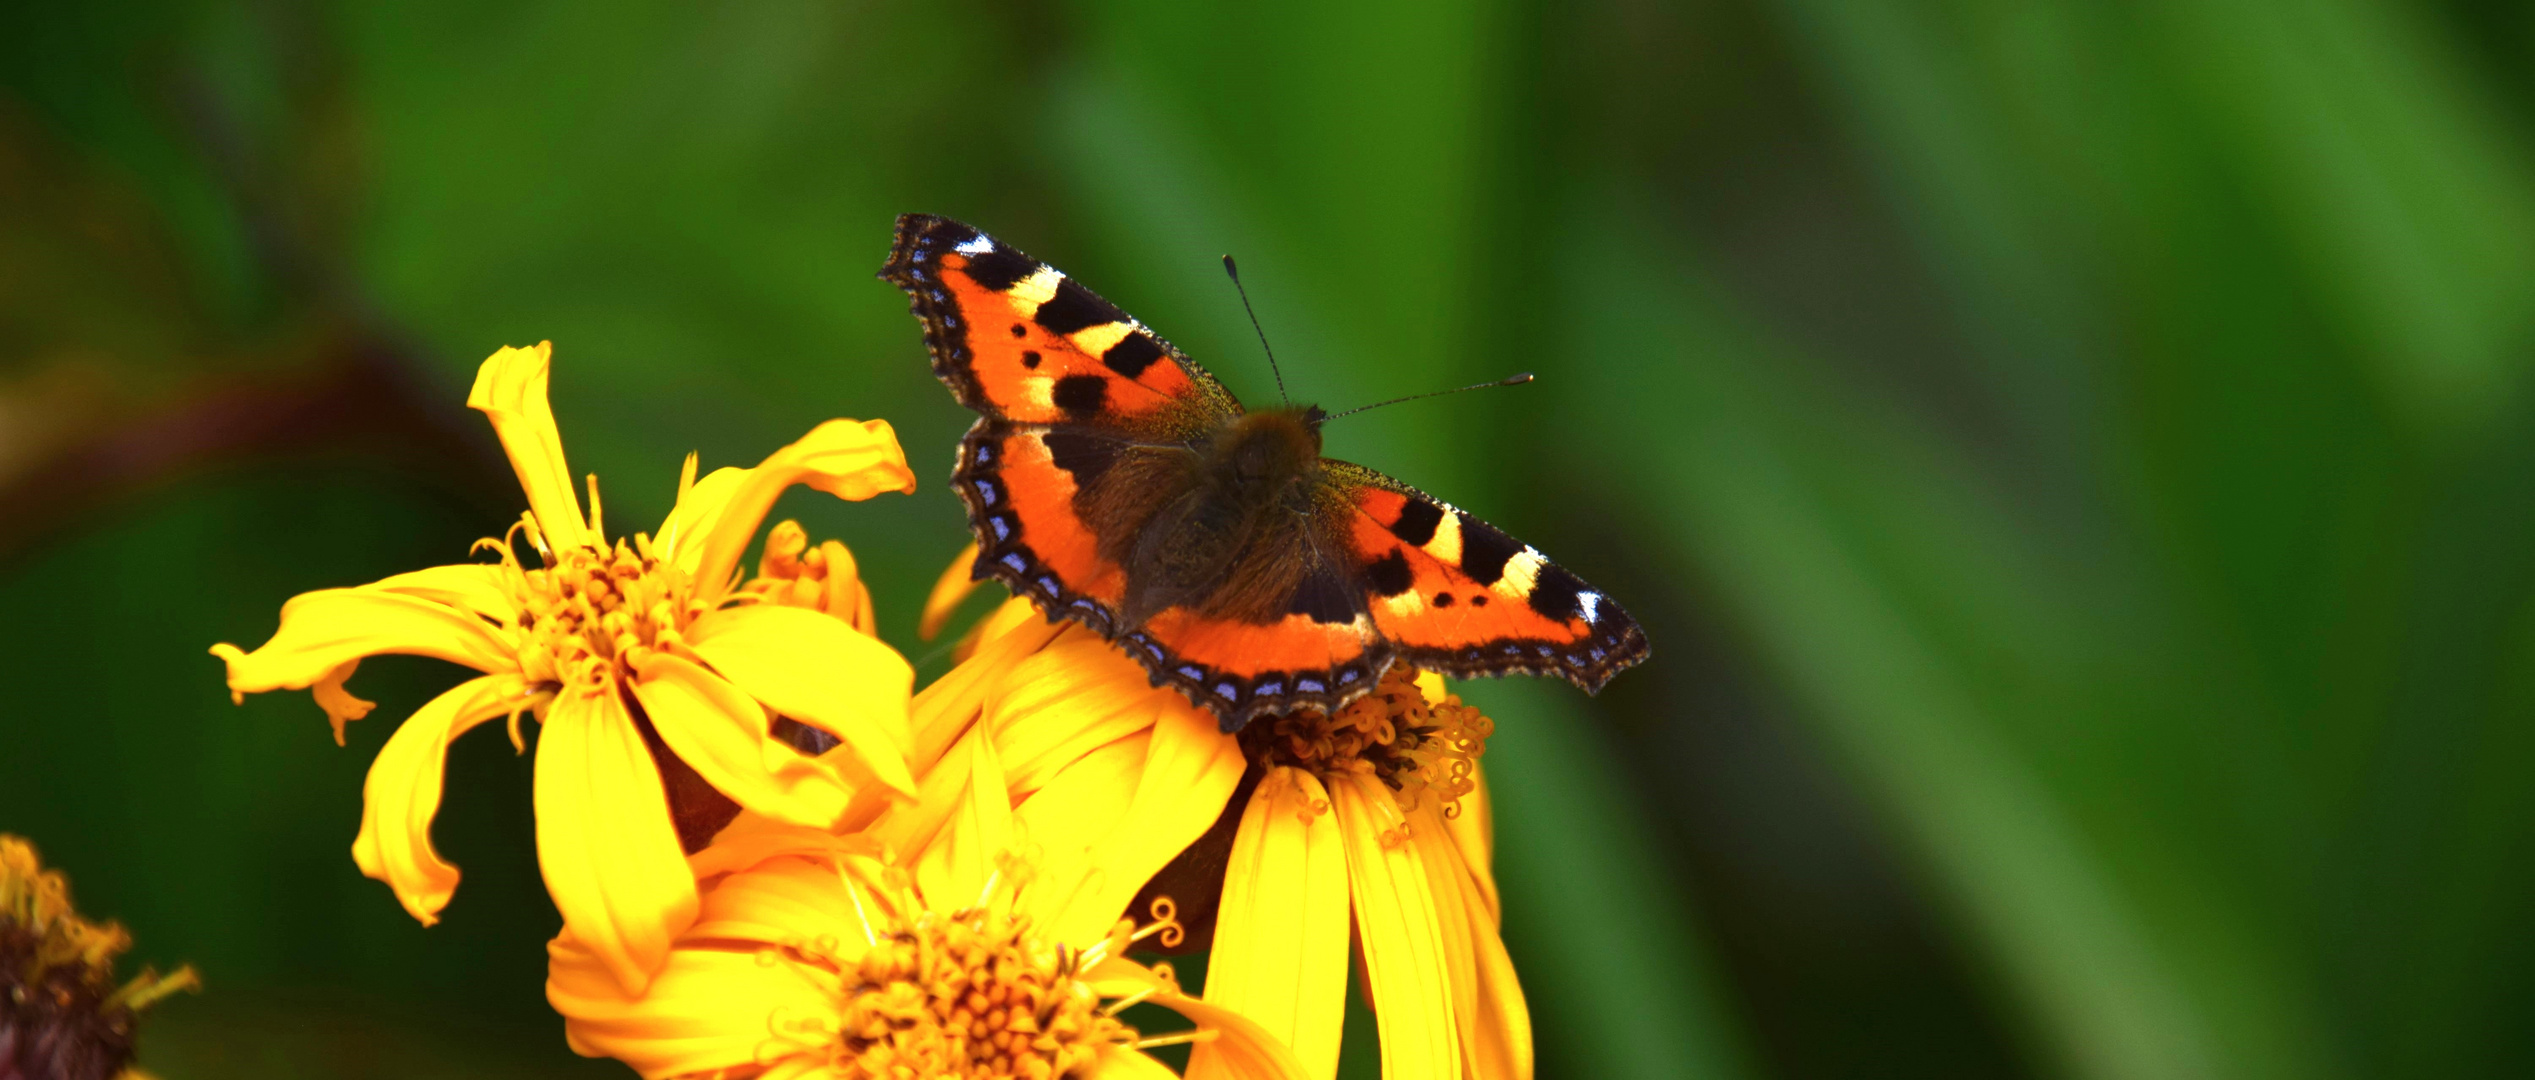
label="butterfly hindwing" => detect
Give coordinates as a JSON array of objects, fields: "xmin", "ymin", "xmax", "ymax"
[
  {"xmin": 1320, "ymin": 460, "xmax": 1648, "ymax": 692},
  {"xmin": 882, "ymin": 214, "xmax": 1238, "ymax": 440}
]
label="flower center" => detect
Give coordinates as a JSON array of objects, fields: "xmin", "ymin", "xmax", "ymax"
[
  {"xmin": 815, "ymin": 908, "xmax": 1132, "ymax": 1080},
  {"xmin": 494, "ymin": 524, "xmax": 697, "ymax": 695},
  {"xmin": 1237, "ymin": 664, "xmax": 1493, "ymax": 816}
]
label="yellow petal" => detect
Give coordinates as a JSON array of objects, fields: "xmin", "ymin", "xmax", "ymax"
[
  {"xmin": 686, "ymin": 851, "xmax": 892, "ymax": 959},
  {"xmin": 952, "ymin": 591, "xmax": 1042, "ymax": 662},
  {"xmin": 371, "ymin": 563, "xmax": 521, "ymax": 625},
  {"xmin": 1038, "ymin": 698, "xmax": 1245, "ymax": 946},
  {"xmin": 212, "ymin": 582, "xmax": 518, "ymax": 700},
  {"xmin": 993, "ymin": 628, "xmax": 1183, "ymax": 797},
  {"xmin": 1012, "ymin": 732, "xmax": 1147, "ymax": 870},
  {"xmin": 350, "ymin": 673, "xmax": 534, "ymax": 926},
  {"xmin": 547, "ymin": 932, "xmax": 839, "ymax": 1080},
  {"xmin": 1331, "ymin": 770, "xmax": 1463, "ymax": 1080},
  {"xmin": 919, "ymin": 541, "xmax": 983, "ymax": 641},
  {"xmin": 656, "ymin": 464, "xmax": 749, "ymax": 579},
  {"xmin": 534, "ymin": 690, "xmax": 698, "ymax": 995},
  {"xmin": 905, "ymin": 605, "xmax": 1065, "ymax": 771},
  {"xmin": 1445, "ymin": 764, "xmax": 1498, "ymax": 926},
  {"xmin": 1408, "ymin": 806, "xmax": 1481, "ymax": 1077},
  {"xmin": 1448, "ymin": 858, "xmax": 1533, "ymax": 1080},
  {"xmin": 466, "ymin": 342, "xmax": 590, "ymax": 550},
  {"xmin": 863, "ymin": 727, "xmax": 979, "ymax": 864},
  {"xmin": 1082, "ymin": 1045, "xmax": 1184, "ymax": 1080},
  {"xmin": 686, "ymin": 604, "xmax": 916, "ymax": 797},
  {"xmin": 914, "ymin": 721, "xmax": 1014, "ymax": 914},
  {"xmin": 687, "ymin": 419, "xmax": 916, "ymax": 599},
  {"xmin": 1086, "ymin": 959, "xmax": 1313, "ymax": 1080},
  {"xmin": 1189, "ymin": 767, "xmax": 1350, "ymax": 1080},
  {"xmin": 629, "ymin": 653, "xmax": 856, "ymax": 828}
]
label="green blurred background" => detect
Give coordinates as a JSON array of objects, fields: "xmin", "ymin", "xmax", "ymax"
[{"xmin": 6, "ymin": 1, "xmax": 2535, "ymax": 1077}]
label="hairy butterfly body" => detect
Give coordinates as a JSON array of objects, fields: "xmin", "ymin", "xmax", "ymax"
[{"xmin": 881, "ymin": 213, "xmax": 1647, "ymax": 730}]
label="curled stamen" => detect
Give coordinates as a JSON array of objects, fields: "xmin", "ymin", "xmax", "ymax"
[{"xmin": 1132, "ymin": 895, "xmax": 1185, "ymax": 950}]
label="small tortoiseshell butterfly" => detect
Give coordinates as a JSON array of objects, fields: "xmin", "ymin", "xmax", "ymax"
[{"xmin": 881, "ymin": 214, "xmax": 1648, "ymax": 730}]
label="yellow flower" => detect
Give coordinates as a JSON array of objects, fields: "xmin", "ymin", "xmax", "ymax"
[
  {"xmin": 2, "ymin": 835, "xmax": 200, "ymax": 1080},
  {"xmin": 918, "ymin": 582, "xmax": 1529, "ymax": 1080},
  {"xmin": 545, "ymin": 726, "xmax": 1307, "ymax": 1080},
  {"xmin": 210, "ymin": 342, "xmax": 921, "ymax": 994},
  {"xmin": 1200, "ymin": 667, "xmax": 1526, "ymax": 1080}
]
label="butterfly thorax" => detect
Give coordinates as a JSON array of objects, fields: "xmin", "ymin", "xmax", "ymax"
[{"xmin": 1112, "ymin": 407, "xmax": 1328, "ymax": 629}]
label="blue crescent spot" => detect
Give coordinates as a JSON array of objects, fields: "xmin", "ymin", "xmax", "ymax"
[
  {"xmin": 1297, "ymin": 677, "xmax": 1325, "ymax": 693},
  {"xmin": 1000, "ymin": 552, "xmax": 1028, "ymax": 573},
  {"xmin": 1256, "ymin": 679, "xmax": 1284, "ymax": 697},
  {"xmin": 1213, "ymin": 682, "xmax": 1240, "ymax": 701},
  {"xmin": 990, "ymin": 516, "xmax": 1011, "ymax": 541}
]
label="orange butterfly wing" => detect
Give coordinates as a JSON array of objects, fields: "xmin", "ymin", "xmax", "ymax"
[
  {"xmin": 1320, "ymin": 461, "xmax": 1647, "ymax": 692},
  {"xmin": 882, "ymin": 214, "xmax": 1236, "ymax": 439},
  {"xmin": 885, "ymin": 213, "xmax": 1234, "ymax": 636}
]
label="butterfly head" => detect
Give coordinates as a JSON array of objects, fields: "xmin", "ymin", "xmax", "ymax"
[{"xmin": 1214, "ymin": 406, "xmax": 1326, "ymax": 487}]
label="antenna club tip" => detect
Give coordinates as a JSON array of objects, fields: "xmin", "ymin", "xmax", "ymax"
[
  {"xmin": 1504, "ymin": 372, "xmax": 1535, "ymax": 385},
  {"xmin": 1221, "ymin": 254, "xmax": 1240, "ymax": 278}
]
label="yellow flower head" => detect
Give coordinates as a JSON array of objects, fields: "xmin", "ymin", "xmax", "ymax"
[
  {"xmin": 1, "ymin": 835, "xmax": 199, "ymax": 1080},
  {"xmin": 210, "ymin": 342, "xmax": 922, "ymax": 994},
  {"xmin": 547, "ymin": 730, "xmax": 1308, "ymax": 1080},
  {"xmin": 919, "ymin": 573, "xmax": 1531, "ymax": 1080}
]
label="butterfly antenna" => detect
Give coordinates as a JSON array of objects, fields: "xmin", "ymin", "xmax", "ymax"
[
  {"xmin": 1222, "ymin": 254, "xmax": 1290, "ymax": 406},
  {"xmin": 1322, "ymin": 372, "xmax": 1536, "ymax": 422}
]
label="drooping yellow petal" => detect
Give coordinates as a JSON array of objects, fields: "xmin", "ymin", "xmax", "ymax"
[
  {"xmin": 351, "ymin": 673, "xmax": 534, "ymax": 926},
  {"xmin": 465, "ymin": 342, "xmax": 590, "ymax": 550},
  {"xmin": 212, "ymin": 584, "xmax": 519, "ymax": 703},
  {"xmin": 535, "ymin": 691, "xmax": 697, "ymax": 995},
  {"xmin": 918, "ymin": 541, "xmax": 983, "ymax": 641},
  {"xmin": 1189, "ymin": 767, "xmax": 1351, "ymax": 1080},
  {"xmin": 548, "ymin": 932, "xmax": 841, "ymax": 1080},
  {"xmin": 687, "ymin": 419, "xmax": 917, "ymax": 600},
  {"xmin": 685, "ymin": 604, "xmax": 915, "ymax": 797},
  {"xmin": 1331, "ymin": 770, "xmax": 1463, "ymax": 1080},
  {"xmin": 1447, "ymin": 855, "xmax": 1533, "ymax": 1080},
  {"xmin": 309, "ymin": 660, "xmax": 374, "ymax": 745},
  {"xmin": 628, "ymin": 653, "xmax": 856, "ymax": 828},
  {"xmin": 1038, "ymin": 699, "xmax": 1245, "ymax": 946}
]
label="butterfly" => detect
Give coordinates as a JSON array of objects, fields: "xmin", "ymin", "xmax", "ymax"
[{"xmin": 880, "ymin": 214, "xmax": 1648, "ymax": 731}]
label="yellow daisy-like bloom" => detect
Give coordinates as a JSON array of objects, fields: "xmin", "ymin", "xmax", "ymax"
[
  {"xmin": 210, "ymin": 343, "xmax": 921, "ymax": 994},
  {"xmin": 915, "ymin": 582, "xmax": 1529, "ymax": 1080},
  {"xmin": 546, "ymin": 723, "xmax": 1307, "ymax": 1080}
]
